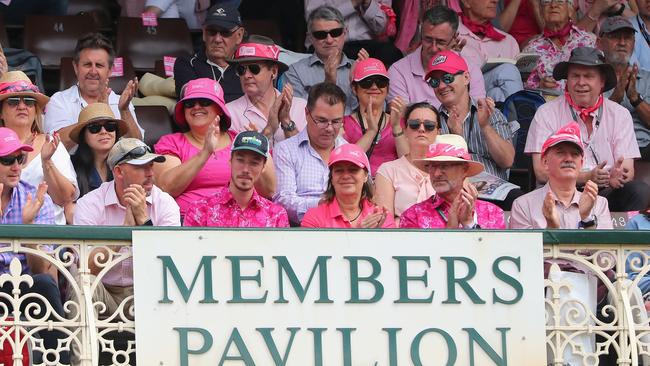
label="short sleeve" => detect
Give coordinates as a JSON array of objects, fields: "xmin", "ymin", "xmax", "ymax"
[{"xmin": 154, "ymin": 133, "xmax": 183, "ymax": 159}]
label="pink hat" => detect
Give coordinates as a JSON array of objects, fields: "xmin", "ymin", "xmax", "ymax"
[
  {"xmin": 541, "ymin": 121, "xmax": 584, "ymax": 156},
  {"xmin": 424, "ymin": 50, "xmax": 468, "ymax": 82},
  {"xmin": 174, "ymin": 78, "xmax": 232, "ymax": 130},
  {"xmin": 0, "ymin": 127, "xmax": 33, "ymax": 156},
  {"xmin": 416, "ymin": 134, "xmax": 484, "ymax": 177},
  {"xmin": 328, "ymin": 144, "xmax": 371, "ymax": 173},
  {"xmin": 352, "ymin": 58, "xmax": 388, "ymax": 82},
  {"xmin": 233, "ymin": 35, "xmax": 288, "ymax": 72}
]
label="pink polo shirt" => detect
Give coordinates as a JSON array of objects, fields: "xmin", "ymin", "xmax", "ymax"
[
  {"xmin": 524, "ymin": 97, "xmax": 641, "ymax": 171},
  {"xmin": 458, "ymin": 22, "xmax": 520, "ymax": 67},
  {"xmin": 399, "ymin": 194, "xmax": 505, "ymax": 229},
  {"xmin": 301, "ymin": 198, "xmax": 396, "ymax": 228},
  {"xmin": 510, "ymin": 183, "xmax": 612, "ymax": 229},
  {"xmin": 387, "ymin": 46, "xmax": 486, "ymax": 107},
  {"xmin": 227, "ymin": 90, "xmax": 308, "ymax": 145}
]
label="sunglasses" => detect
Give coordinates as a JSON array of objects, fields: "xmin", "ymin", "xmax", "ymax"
[
  {"xmin": 0, "ymin": 153, "xmax": 26, "ymax": 166},
  {"xmin": 115, "ymin": 146, "xmax": 150, "ymax": 166},
  {"xmin": 5, "ymin": 97, "xmax": 37, "ymax": 107},
  {"xmin": 86, "ymin": 121, "xmax": 119, "ymax": 134},
  {"xmin": 205, "ymin": 27, "xmax": 239, "ymax": 38},
  {"xmin": 427, "ymin": 72, "xmax": 464, "ymax": 89},
  {"xmin": 407, "ymin": 119, "xmax": 437, "ymax": 131},
  {"xmin": 311, "ymin": 27, "xmax": 344, "ymax": 40},
  {"xmin": 236, "ymin": 64, "xmax": 262, "ymax": 76},
  {"xmin": 357, "ymin": 77, "xmax": 389, "ymax": 89},
  {"xmin": 182, "ymin": 98, "xmax": 214, "ymax": 109}
]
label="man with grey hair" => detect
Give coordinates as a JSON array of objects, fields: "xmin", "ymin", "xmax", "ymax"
[
  {"xmin": 599, "ymin": 16, "xmax": 650, "ymax": 161},
  {"xmin": 284, "ymin": 5, "xmax": 357, "ymax": 113},
  {"xmin": 387, "ymin": 6, "xmax": 486, "ymax": 107}
]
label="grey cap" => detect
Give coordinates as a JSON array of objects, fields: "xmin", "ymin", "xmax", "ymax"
[
  {"xmin": 600, "ymin": 16, "xmax": 637, "ymax": 35},
  {"xmin": 107, "ymin": 138, "xmax": 165, "ymax": 170}
]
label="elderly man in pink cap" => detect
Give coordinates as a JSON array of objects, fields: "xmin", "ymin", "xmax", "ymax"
[
  {"xmin": 511, "ymin": 122, "xmax": 612, "ymax": 229},
  {"xmin": 400, "ymin": 134, "xmax": 505, "ymax": 229}
]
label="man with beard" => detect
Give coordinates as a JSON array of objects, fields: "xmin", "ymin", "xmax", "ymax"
[
  {"xmin": 184, "ymin": 131, "xmax": 289, "ymax": 227},
  {"xmin": 525, "ymin": 46, "xmax": 650, "ymax": 211},
  {"xmin": 44, "ymin": 33, "xmax": 143, "ymax": 151},
  {"xmin": 511, "ymin": 122, "xmax": 612, "ymax": 229},
  {"xmin": 174, "ymin": 2, "xmax": 246, "ymax": 102},
  {"xmin": 599, "ymin": 16, "xmax": 650, "ymax": 162}
]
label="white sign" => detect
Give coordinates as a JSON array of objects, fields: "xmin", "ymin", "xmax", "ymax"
[{"xmin": 133, "ymin": 231, "xmax": 546, "ymax": 365}]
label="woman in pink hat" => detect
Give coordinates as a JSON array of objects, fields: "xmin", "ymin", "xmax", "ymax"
[
  {"xmin": 343, "ymin": 58, "xmax": 408, "ymax": 176},
  {"xmin": 154, "ymin": 78, "xmax": 276, "ymax": 219},
  {"xmin": 301, "ymin": 143, "xmax": 395, "ymax": 228},
  {"xmin": 0, "ymin": 71, "xmax": 78, "ymax": 225}
]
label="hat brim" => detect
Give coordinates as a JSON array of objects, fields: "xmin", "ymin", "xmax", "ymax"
[
  {"xmin": 231, "ymin": 146, "xmax": 268, "ymax": 158},
  {"xmin": 542, "ymin": 139, "xmax": 584, "ymax": 156},
  {"xmin": 415, "ymin": 156, "xmax": 485, "ymax": 177},
  {"xmin": 174, "ymin": 93, "xmax": 232, "ymax": 131},
  {"xmin": 0, "ymin": 91, "xmax": 49, "ymax": 110},
  {"xmin": 230, "ymin": 56, "xmax": 289, "ymax": 73},
  {"xmin": 0, "ymin": 144, "xmax": 34, "ymax": 156},
  {"xmin": 120, "ymin": 153, "xmax": 166, "ymax": 167},
  {"xmin": 68, "ymin": 116, "xmax": 129, "ymax": 144},
  {"xmin": 553, "ymin": 61, "xmax": 617, "ymax": 92},
  {"xmin": 353, "ymin": 73, "xmax": 389, "ymax": 83}
]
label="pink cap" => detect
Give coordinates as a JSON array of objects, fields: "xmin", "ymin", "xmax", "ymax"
[
  {"xmin": 424, "ymin": 50, "xmax": 468, "ymax": 81},
  {"xmin": 352, "ymin": 58, "xmax": 388, "ymax": 82},
  {"xmin": 328, "ymin": 144, "xmax": 371, "ymax": 172},
  {"xmin": 541, "ymin": 121, "xmax": 584, "ymax": 156},
  {"xmin": 174, "ymin": 78, "xmax": 232, "ymax": 130},
  {"xmin": 235, "ymin": 42, "xmax": 281, "ymax": 62},
  {"xmin": 0, "ymin": 127, "xmax": 33, "ymax": 156}
]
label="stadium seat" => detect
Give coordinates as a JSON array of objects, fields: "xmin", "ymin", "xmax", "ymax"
[
  {"xmin": 67, "ymin": 0, "xmax": 114, "ymax": 30},
  {"xmin": 0, "ymin": 16, "xmax": 9, "ymax": 48},
  {"xmin": 115, "ymin": 17, "xmax": 193, "ymax": 72},
  {"xmin": 243, "ymin": 19, "xmax": 283, "ymax": 47},
  {"xmin": 134, "ymin": 105, "xmax": 175, "ymax": 148},
  {"xmin": 23, "ymin": 15, "xmax": 97, "ymax": 70},
  {"xmin": 58, "ymin": 56, "xmax": 136, "ymax": 95}
]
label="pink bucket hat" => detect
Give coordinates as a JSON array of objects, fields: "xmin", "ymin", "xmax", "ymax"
[
  {"xmin": 541, "ymin": 121, "xmax": 584, "ymax": 156},
  {"xmin": 328, "ymin": 143, "xmax": 371, "ymax": 173},
  {"xmin": 352, "ymin": 58, "xmax": 388, "ymax": 82},
  {"xmin": 424, "ymin": 50, "xmax": 468, "ymax": 82},
  {"xmin": 174, "ymin": 78, "xmax": 232, "ymax": 130},
  {"xmin": 233, "ymin": 35, "xmax": 288, "ymax": 72},
  {"xmin": 0, "ymin": 127, "xmax": 34, "ymax": 156},
  {"xmin": 417, "ymin": 134, "xmax": 484, "ymax": 177}
]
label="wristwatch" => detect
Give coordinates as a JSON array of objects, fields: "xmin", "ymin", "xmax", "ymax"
[
  {"xmin": 631, "ymin": 95, "xmax": 645, "ymax": 108},
  {"xmin": 578, "ymin": 215, "xmax": 597, "ymax": 229},
  {"xmin": 281, "ymin": 120, "xmax": 296, "ymax": 132}
]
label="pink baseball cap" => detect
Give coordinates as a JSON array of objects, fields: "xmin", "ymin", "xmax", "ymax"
[
  {"xmin": 541, "ymin": 121, "xmax": 584, "ymax": 156},
  {"xmin": 0, "ymin": 127, "xmax": 33, "ymax": 156},
  {"xmin": 174, "ymin": 78, "xmax": 232, "ymax": 130},
  {"xmin": 328, "ymin": 144, "xmax": 371, "ymax": 173},
  {"xmin": 352, "ymin": 58, "xmax": 388, "ymax": 82},
  {"xmin": 424, "ymin": 50, "xmax": 468, "ymax": 81}
]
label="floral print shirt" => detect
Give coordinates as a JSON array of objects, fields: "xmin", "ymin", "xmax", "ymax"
[{"xmin": 399, "ymin": 194, "xmax": 505, "ymax": 229}]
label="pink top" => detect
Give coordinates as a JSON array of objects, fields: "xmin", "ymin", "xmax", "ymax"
[
  {"xmin": 301, "ymin": 198, "xmax": 396, "ymax": 228},
  {"xmin": 399, "ymin": 194, "xmax": 505, "ymax": 229},
  {"xmin": 510, "ymin": 183, "xmax": 612, "ymax": 229},
  {"xmin": 524, "ymin": 97, "xmax": 641, "ymax": 171},
  {"xmin": 154, "ymin": 130, "xmax": 238, "ymax": 217},
  {"xmin": 458, "ymin": 21, "xmax": 520, "ymax": 68},
  {"xmin": 376, "ymin": 156, "xmax": 435, "ymax": 217},
  {"xmin": 73, "ymin": 181, "xmax": 181, "ymax": 286},
  {"xmin": 227, "ymin": 91, "xmax": 308, "ymax": 145},
  {"xmin": 522, "ymin": 25, "xmax": 596, "ymax": 91},
  {"xmin": 183, "ymin": 186, "xmax": 289, "ymax": 227},
  {"xmin": 387, "ymin": 46, "xmax": 486, "ymax": 107},
  {"xmin": 342, "ymin": 114, "xmax": 396, "ymax": 175}
]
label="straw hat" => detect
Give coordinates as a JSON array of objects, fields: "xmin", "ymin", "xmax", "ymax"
[
  {"xmin": 68, "ymin": 103, "xmax": 129, "ymax": 143},
  {"xmin": 0, "ymin": 71, "xmax": 49, "ymax": 109},
  {"xmin": 417, "ymin": 134, "xmax": 484, "ymax": 177}
]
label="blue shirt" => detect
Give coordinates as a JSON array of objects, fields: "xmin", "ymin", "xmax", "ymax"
[
  {"xmin": 631, "ymin": 15, "xmax": 650, "ymax": 72},
  {"xmin": 625, "ymin": 213, "xmax": 650, "ymax": 230}
]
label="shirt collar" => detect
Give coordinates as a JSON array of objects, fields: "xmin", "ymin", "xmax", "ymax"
[
  {"xmin": 308, "ymin": 53, "xmax": 352, "ymax": 68},
  {"xmin": 409, "ymin": 46, "xmax": 426, "ymax": 77},
  {"xmin": 215, "ymin": 185, "xmax": 265, "ymax": 209},
  {"xmin": 543, "ymin": 182, "xmax": 580, "ymax": 207},
  {"xmin": 326, "ymin": 199, "xmax": 371, "ymax": 220},
  {"xmin": 439, "ymin": 97, "xmax": 478, "ymax": 118}
]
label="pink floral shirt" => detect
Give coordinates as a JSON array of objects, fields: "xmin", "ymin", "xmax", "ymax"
[
  {"xmin": 523, "ymin": 25, "xmax": 596, "ymax": 91},
  {"xmin": 399, "ymin": 194, "xmax": 505, "ymax": 229},
  {"xmin": 183, "ymin": 186, "xmax": 289, "ymax": 228}
]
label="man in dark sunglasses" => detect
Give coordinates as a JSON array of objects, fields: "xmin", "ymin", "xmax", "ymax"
[
  {"xmin": 174, "ymin": 2, "xmax": 245, "ymax": 103},
  {"xmin": 284, "ymin": 6, "xmax": 358, "ymax": 114},
  {"xmin": 427, "ymin": 50, "xmax": 521, "ymax": 210}
]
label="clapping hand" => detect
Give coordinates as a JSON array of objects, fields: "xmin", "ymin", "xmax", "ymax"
[{"xmin": 23, "ymin": 182, "xmax": 48, "ymax": 224}]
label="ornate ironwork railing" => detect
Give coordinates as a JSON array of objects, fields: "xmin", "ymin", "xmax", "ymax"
[{"xmin": 0, "ymin": 226, "xmax": 647, "ymax": 366}]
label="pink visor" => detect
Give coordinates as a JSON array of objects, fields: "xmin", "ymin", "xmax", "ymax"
[
  {"xmin": 174, "ymin": 78, "xmax": 232, "ymax": 130},
  {"xmin": 328, "ymin": 144, "xmax": 371, "ymax": 172},
  {"xmin": 352, "ymin": 58, "xmax": 388, "ymax": 82},
  {"xmin": 0, "ymin": 127, "xmax": 33, "ymax": 156},
  {"xmin": 541, "ymin": 121, "xmax": 584, "ymax": 156},
  {"xmin": 234, "ymin": 42, "xmax": 281, "ymax": 62},
  {"xmin": 425, "ymin": 50, "xmax": 468, "ymax": 81}
]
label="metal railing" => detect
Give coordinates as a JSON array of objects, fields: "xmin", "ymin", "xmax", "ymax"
[{"xmin": 0, "ymin": 226, "xmax": 647, "ymax": 366}]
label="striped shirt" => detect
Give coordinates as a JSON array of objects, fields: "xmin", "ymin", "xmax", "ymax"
[
  {"xmin": 439, "ymin": 98, "xmax": 514, "ymax": 180},
  {"xmin": 0, "ymin": 181, "xmax": 55, "ymax": 274}
]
